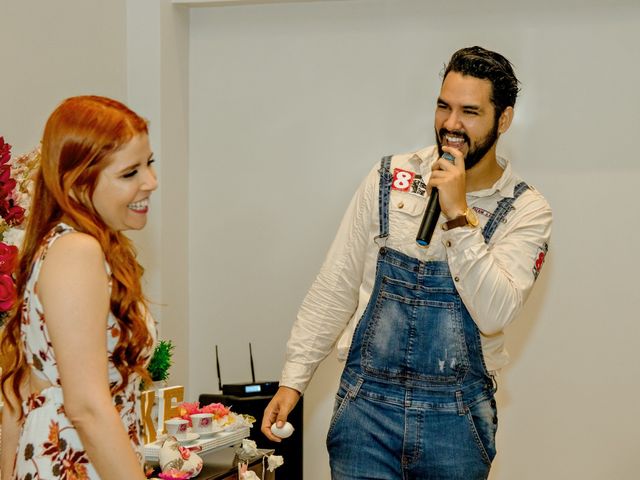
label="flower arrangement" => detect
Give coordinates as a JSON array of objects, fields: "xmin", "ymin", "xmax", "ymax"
[
  {"xmin": 175, "ymin": 400, "xmax": 255, "ymax": 431},
  {"xmin": 176, "ymin": 401, "xmax": 231, "ymax": 427},
  {"xmin": 0, "ymin": 137, "xmax": 39, "ymax": 326}
]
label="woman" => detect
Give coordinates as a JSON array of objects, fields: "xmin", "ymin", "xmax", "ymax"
[{"xmin": 0, "ymin": 96, "xmax": 158, "ymax": 479}]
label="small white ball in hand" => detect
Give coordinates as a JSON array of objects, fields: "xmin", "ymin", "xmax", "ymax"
[{"xmin": 270, "ymin": 421, "xmax": 294, "ymax": 439}]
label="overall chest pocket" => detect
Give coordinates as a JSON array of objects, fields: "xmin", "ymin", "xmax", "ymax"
[
  {"xmin": 386, "ymin": 193, "xmax": 433, "ymax": 250},
  {"xmin": 388, "ymin": 193, "xmax": 425, "ymax": 223},
  {"xmin": 361, "ymin": 275, "xmax": 470, "ymax": 384}
]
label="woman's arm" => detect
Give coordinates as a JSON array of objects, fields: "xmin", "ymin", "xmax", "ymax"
[{"xmin": 38, "ymin": 232, "xmax": 146, "ymax": 480}]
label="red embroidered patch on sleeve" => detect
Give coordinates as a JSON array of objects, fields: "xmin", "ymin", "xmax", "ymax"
[{"xmin": 532, "ymin": 243, "xmax": 548, "ymax": 280}]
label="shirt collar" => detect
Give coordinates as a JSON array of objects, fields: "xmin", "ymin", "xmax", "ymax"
[{"xmin": 412, "ymin": 146, "xmax": 519, "ymax": 198}]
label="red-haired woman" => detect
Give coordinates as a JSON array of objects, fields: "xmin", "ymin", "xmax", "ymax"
[{"xmin": 0, "ymin": 96, "xmax": 158, "ymax": 479}]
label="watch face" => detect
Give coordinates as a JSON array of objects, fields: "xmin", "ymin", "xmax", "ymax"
[{"xmin": 467, "ymin": 208, "xmax": 479, "ymax": 227}]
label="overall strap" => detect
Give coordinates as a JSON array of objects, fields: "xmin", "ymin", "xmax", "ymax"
[
  {"xmin": 482, "ymin": 181, "xmax": 529, "ymax": 243},
  {"xmin": 375, "ymin": 155, "xmax": 393, "ymax": 243}
]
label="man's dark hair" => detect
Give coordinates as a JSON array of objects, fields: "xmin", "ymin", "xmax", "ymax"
[{"xmin": 443, "ymin": 46, "xmax": 520, "ymax": 118}]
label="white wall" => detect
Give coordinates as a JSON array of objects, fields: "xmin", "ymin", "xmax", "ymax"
[
  {"xmin": 0, "ymin": 0, "xmax": 127, "ymax": 153},
  {"xmin": 3, "ymin": 1, "xmax": 639, "ymax": 478},
  {"xmin": 187, "ymin": 1, "xmax": 640, "ymax": 479},
  {"xmin": 126, "ymin": 0, "xmax": 191, "ymax": 390},
  {"xmin": 0, "ymin": 1, "xmax": 191, "ymax": 390},
  {"xmin": 0, "ymin": 1, "xmax": 186, "ymax": 387}
]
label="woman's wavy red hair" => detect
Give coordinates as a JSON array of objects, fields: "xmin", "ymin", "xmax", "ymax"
[{"xmin": 1, "ymin": 96, "xmax": 154, "ymax": 413}]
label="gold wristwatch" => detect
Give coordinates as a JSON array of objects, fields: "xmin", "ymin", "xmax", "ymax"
[{"xmin": 442, "ymin": 207, "xmax": 479, "ymax": 231}]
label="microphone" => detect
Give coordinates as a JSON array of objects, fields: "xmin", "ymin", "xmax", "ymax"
[{"xmin": 416, "ymin": 152, "xmax": 455, "ymax": 248}]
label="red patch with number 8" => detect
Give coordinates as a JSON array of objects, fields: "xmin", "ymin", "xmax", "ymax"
[{"xmin": 391, "ymin": 168, "xmax": 415, "ymax": 192}]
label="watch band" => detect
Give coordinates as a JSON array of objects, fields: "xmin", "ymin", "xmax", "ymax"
[
  {"xmin": 442, "ymin": 207, "xmax": 478, "ymax": 231},
  {"xmin": 442, "ymin": 215, "xmax": 469, "ymax": 231}
]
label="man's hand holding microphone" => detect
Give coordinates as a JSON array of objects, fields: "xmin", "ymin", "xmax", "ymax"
[{"xmin": 416, "ymin": 146, "xmax": 469, "ymax": 247}]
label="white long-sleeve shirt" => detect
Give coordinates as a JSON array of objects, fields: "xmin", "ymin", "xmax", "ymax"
[{"xmin": 281, "ymin": 146, "xmax": 552, "ymax": 393}]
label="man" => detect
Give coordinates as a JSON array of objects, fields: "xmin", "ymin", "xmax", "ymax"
[{"xmin": 262, "ymin": 46, "xmax": 552, "ymax": 479}]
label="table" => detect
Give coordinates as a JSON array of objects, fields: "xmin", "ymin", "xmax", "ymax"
[
  {"xmin": 198, "ymin": 393, "xmax": 302, "ymax": 479},
  {"xmin": 144, "ymin": 427, "xmax": 251, "ymax": 462},
  {"xmin": 151, "ymin": 448, "xmax": 275, "ymax": 480},
  {"xmin": 197, "ymin": 448, "xmax": 275, "ymax": 480}
]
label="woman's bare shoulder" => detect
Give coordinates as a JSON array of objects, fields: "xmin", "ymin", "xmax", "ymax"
[{"xmin": 38, "ymin": 231, "xmax": 109, "ymax": 289}]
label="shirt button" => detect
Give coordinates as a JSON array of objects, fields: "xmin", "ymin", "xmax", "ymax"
[
  {"xmin": 454, "ymin": 276, "xmax": 460, "ymax": 282},
  {"xmin": 446, "ymin": 241, "xmax": 452, "ymax": 248},
  {"xmin": 398, "ymin": 201, "xmax": 404, "ymax": 209}
]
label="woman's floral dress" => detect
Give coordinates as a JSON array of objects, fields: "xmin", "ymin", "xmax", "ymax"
[{"xmin": 13, "ymin": 224, "xmax": 155, "ymax": 479}]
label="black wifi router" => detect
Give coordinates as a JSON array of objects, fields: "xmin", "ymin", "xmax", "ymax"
[{"xmin": 215, "ymin": 343, "xmax": 279, "ymax": 397}]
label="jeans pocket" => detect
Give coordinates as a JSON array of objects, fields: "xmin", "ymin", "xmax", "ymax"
[
  {"xmin": 465, "ymin": 397, "xmax": 498, "ymax": 466},
  {"xmin": 331, "ymin": 392, "xmax": 343, "ymax": 418},
  {"xmin": 327, "ymin": 391, "xmax": 350, "ymax": 442}
]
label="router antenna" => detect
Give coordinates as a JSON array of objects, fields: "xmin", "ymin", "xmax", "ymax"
[
  {"xmin": 215, "ymin": 345, "xmax": 223, "ymax": 391},
  {"xmin": 249, "ymin": 342, "xmax": 256, "ymax": 383}
]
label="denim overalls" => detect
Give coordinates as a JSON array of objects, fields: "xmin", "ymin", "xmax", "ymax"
[{"xmin": 327, "ymin": 156, "xmax": 529, "ymax": 480}]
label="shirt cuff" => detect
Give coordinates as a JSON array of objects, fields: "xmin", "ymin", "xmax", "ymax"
[
  {"xmin": 279, "ymin": 361, "xmax": 315, "ymax": 395},
  {"xmin": 440, "ymin": 223, "xmax": 483, "ymax": 254}
]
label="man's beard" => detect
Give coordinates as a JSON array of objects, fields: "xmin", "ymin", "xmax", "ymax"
[{"xmin": 436, "ymin": 120, "xmax": 499, "ymax": 170}]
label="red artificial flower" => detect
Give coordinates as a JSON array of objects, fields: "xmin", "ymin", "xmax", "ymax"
[
  {"xmin": 0, "ymin": 273, "xmax": 17, "ymax": 311},
  {"xmin": 177, "ymin": 401, "xmax": 231, "ymax": 426},
  {"xmin": 2, "ymin": 201, "xmax": 25, "ymax": 226},
  {"xmin": 0, "ymin": 177, "xmax": 16, "ymax": 199},
  {"xmin": 178, "ymin": 401, "xmax": 200, "ymax": 426},
  {"xmin": 0, "ymin": 137, "xmax": 10, "ymax": 165},
  {"xmin": 0, "ymin": 166, "xmax": 13, "ymax": 202},
  {"xmin": 0, "ymin": 164, "xmax": 11, "ymax": 179},
  {"xmin": 0, "ymin": 242, "xmax": 18, "ymax": 274},
  {"xmin": 199, "ymin": 402, "xmax": 230, "ymax": 420}
]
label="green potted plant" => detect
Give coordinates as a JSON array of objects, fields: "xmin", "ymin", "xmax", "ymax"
[{"xmin": 146, "ymin": 339, "xmax": 175, "ymax": 388}]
